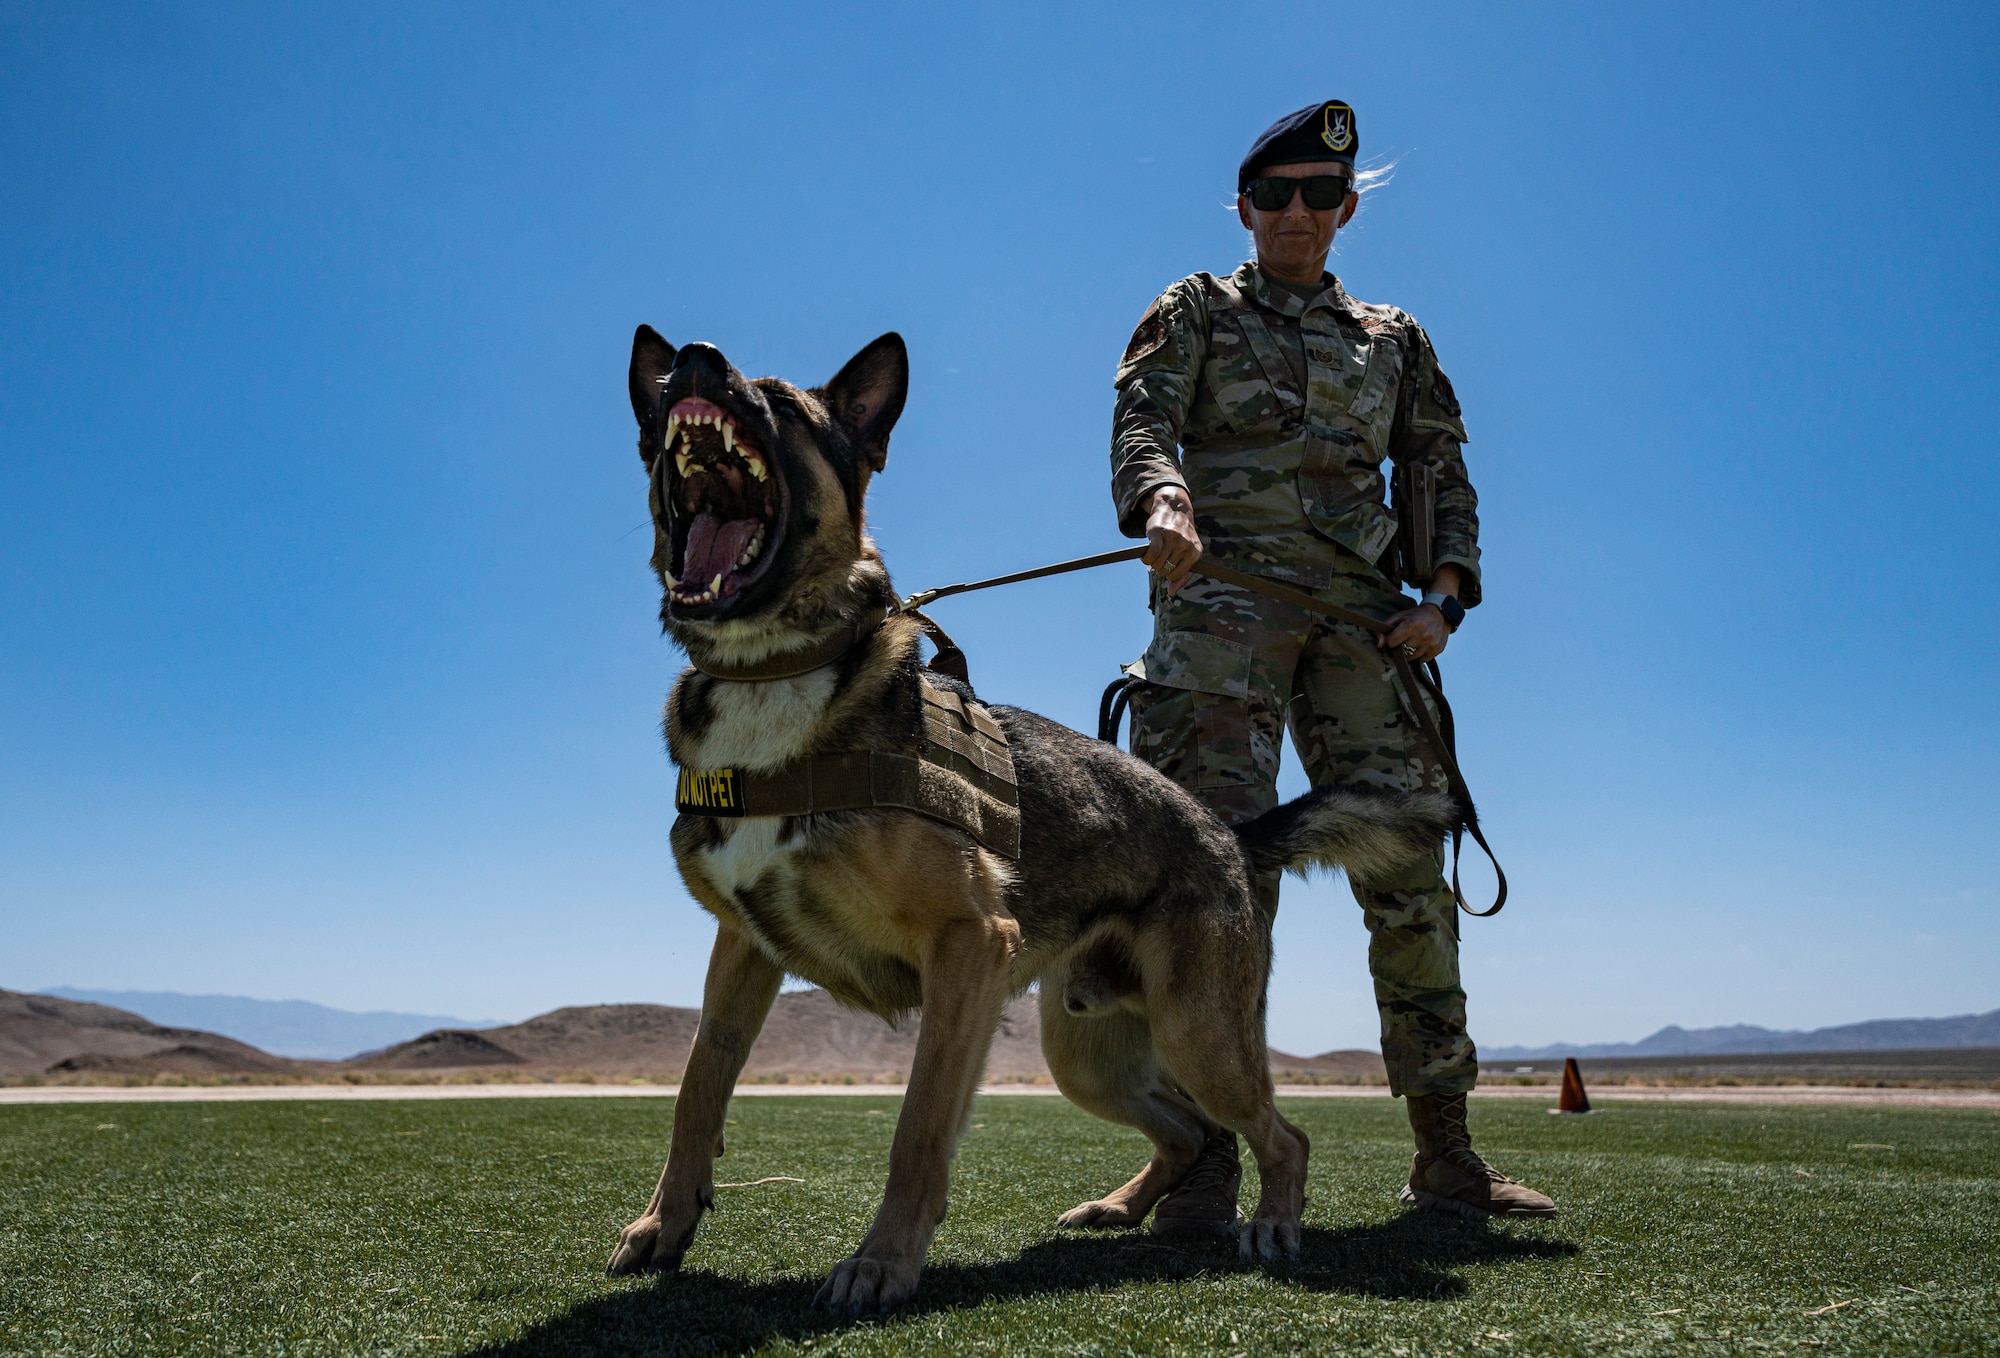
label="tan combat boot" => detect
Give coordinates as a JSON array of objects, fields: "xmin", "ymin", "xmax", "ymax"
[
  {"xmin": 1400, "ymin": 1093, "xmax": 1557, "ymax": 1219},
  {"xmin": 1150, "ymin": 1132, "xmax": 1244, "ymax": 1238}
]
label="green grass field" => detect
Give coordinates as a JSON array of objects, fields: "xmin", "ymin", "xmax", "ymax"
[{"xmin": 2, "ymin": 1094, "xmax": 1995, "ymax": 1357}]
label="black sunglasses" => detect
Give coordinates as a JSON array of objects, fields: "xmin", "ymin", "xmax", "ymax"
[{"xmin": 1244, "ymin": 174, "xmax": 1353, "ymax": 212}]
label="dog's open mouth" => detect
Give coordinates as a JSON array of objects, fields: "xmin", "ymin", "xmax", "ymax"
[{"xmin": 660, "ymin": 396, "xmax": 785, "ymax": 611}]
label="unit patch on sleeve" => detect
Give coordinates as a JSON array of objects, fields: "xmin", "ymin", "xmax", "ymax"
[
  {"xmin": 1122, "ymin": 302, "xmax": 1169, "ymax": 368},
  {"xmin": 1430, "ymin": 366, "xmax": 1462, "ymax": 418}
]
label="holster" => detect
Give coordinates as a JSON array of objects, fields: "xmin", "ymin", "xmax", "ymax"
[{"xmin": 1391, "ymin": 461, "xmax": 1437, "ymax": 589}]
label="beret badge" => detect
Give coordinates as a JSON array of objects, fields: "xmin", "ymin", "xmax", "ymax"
[{"xmin": 1321, "ymin": 103, "xmax": 1355, "ymax": 153}]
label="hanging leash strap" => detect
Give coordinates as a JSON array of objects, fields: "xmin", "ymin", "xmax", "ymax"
[
  {"xmin": 1190, "ymin": 556, "xmax": 1505, "ymax": 918},
  {"xmin": 902, "ymin": 545, "xmax": 1506, "ymax": 917}
]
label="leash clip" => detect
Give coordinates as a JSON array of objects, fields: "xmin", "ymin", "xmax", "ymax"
[{"xmin": 897, "ymin": 587, "xmax": 947, "ymax": 613}]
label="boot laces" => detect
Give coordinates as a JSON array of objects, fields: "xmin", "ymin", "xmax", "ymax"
[
  {"xmin": 1436, "ymin": 1096, "xmax": 1507, "ymax": 1183},
  {"xmin": 1178, "ymin": 1137, "xmax": 1238, "ymax": 1193}
]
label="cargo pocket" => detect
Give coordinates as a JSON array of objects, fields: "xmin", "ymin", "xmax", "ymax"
[
  {"xmin": 1126, "ymin": 630, "xmax": 1265, "ymax": 796},
  {"xmin": 1131, "ymin": 629, "xmax": 1252, "ymax": 699}
]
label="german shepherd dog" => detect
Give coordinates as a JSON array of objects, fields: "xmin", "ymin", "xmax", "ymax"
[{"xmin": 607, "ymin": 327, "xmax": 1458, "ymax": 1312}]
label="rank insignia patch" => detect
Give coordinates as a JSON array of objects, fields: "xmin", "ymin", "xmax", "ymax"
[
  {"xmin": 676, "ymin": 766, "xmax": 745, "ymax": 816},
  {"xmin": 1321, "ymin": 102, "xmax": 1355, "ymax": 153}
]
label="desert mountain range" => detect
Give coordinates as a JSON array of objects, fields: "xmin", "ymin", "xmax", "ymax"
[
  {"xmin": 41, "ymin": 986, "xmax": 497, "ymax": 1060},
  {"xmin": 0, "ymin": 987, "xmax": 1382, "ymax": 1082},
  {"xmin": 2, "ymin": 989, "xmax": 306, "ymax": 1078},
  {"xmin": 1484, "ymin": 1009, "xmax": 2000, "ymax": 1060},
  {"xmin": 17, "ymin": 985, "xmax": 1992, "ymax": 1085}
]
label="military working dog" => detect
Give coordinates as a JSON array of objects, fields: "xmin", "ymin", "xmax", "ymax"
[{"xmin": 607, "ymin": 327, "xmax": 1458, "ymax": 1312}]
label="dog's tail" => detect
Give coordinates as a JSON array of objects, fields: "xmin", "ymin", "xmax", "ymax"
[{"xmin": 1232, "ymin": 783, "xmax": 1461, "ymax": 881}]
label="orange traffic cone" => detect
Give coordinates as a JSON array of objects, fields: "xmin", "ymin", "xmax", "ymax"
[{"xmin": 1555, "ymin": 1057, "xmax": 1592, "ymax": 1114}]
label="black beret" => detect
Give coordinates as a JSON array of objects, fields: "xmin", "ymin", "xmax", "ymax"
[{"xmin": 1238, "ymin": 100, "xmax": 1358, "ymax": 192}]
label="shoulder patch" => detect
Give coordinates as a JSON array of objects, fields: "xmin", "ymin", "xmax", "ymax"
[
  {"xmin": 1430, "ymin": 366, "xmax": 1461, "ymax": 418},
  {"xmin": 1122, "ymin": 302, "xmax": 1169, "ymax": 368}
]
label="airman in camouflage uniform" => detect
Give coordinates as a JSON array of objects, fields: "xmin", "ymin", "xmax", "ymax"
[{"xmin": 1111, "ymin": 101, "xmax": 1555, "ymax": 1230}]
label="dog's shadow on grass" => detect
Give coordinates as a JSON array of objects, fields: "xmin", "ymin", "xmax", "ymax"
[{"xmin": 464, "ymin": 1213, "xmax": 1576, "ymax": 1357}]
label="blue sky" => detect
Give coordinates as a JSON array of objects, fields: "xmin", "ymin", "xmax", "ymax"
[{"xmin": 2, "ymin": 2, "xmax": 1994, "ymax": 1055}]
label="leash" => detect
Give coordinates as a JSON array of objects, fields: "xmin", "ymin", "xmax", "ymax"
[
  {"xmin": 897, "ymin": 547, "xmax": 1152, "ymax": 613},
  {"xmin": 899, "ymin": 546, "xmax": 1506, "ymax": 917}
]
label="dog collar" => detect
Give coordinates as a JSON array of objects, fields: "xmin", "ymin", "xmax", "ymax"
[{"xmin": 688, "ymin": 609, "xmax": 887, "ymax": 682}]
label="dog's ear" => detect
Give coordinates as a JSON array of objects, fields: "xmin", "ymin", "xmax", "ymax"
[
  {"xmin": 629, "ymin": 325, "xmax": 677, "ymax": 428},
  {"xmin": 824, "ymin": 332, "xmax": 908, "ymax": 472}
]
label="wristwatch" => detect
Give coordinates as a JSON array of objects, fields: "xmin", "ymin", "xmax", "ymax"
[{"xmin": 1422, "ymin": 591, "xmax": 1466, "ymax": 632}]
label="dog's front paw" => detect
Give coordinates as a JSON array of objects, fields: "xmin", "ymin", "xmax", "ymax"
[
  {"xmin": 606, "ymin": 1212, "xmax": 692, "ymax": 1276},
  {"xmin": 1057, "ymin": 1197, "xmax": 1147, "ymax": 1230},
  {"xmin": 1236, "ymin": 1212, "xmax": 1300, "ymax": 1263},
  {"xmin": 812, "ymin": 1252, "xmax": 921, "ymax": 1314}
]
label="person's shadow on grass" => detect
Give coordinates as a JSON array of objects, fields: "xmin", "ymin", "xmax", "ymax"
[{"xmin": 462, "ymin": 1212, "xmax": 1577, "ymax": 1357}]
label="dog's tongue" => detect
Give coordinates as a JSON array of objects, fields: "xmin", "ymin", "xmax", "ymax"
[{"xmin": 682, "ymin": 513, "xmax": 760, "ymax": 592}]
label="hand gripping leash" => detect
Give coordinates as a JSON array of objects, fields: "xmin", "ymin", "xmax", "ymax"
[{"xmin": 899, "ymin": 546, "xmax": 1507, "ymax": 917}]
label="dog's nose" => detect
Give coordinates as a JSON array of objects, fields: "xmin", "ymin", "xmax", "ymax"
[{"xmin": 673, "ymin": 342, "xmax": 730, "ymax": 379}]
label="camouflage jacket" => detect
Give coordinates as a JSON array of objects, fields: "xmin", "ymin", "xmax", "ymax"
[{"xmin": 1110, "ymin": 261, "xmax": 1483, "ymax": 606}]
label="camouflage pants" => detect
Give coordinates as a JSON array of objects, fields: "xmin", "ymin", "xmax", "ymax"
[{"xmin": 1127, "ymin": 566, "xmax": 1478, "ymax": 1097}]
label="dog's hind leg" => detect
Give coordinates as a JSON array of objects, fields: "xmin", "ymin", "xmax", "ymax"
[
  {"xmin": 1142, "ymin": 914, "xmax": 1310, "ymax": 1263},
  {"xmin": 1042, "ymin": 987, "xmax": 1218, "ymax": 1230},
  {"xmin": 607, "ymin": 922, "xmax": 782, "ymax": 1276},
  {"xmin": 814, "ymin": 858, "xmax": 1020, "ymax": 1315}
]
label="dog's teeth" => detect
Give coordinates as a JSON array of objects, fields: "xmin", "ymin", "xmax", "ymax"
[
  {"xmin": 676, "ymin": 451, "xmax": 692, "ymax": 477},
  {"xmin": 721, "ymin": 423, "xmax": 734, "ymax": 453},
  {"xmin": 744, "ymin": 450, "xmax": 766, "ymax": 480},
  {"xmin": 709, "ymin": 574, "xmax": 724, "ymax": 595},
  {"xmin": 664, "ymin": 415, "xmax": 679, "ymax": 447},
  {"xmin": 664, "ymin": 571, "xmax": 678, "ymax": 587}
]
